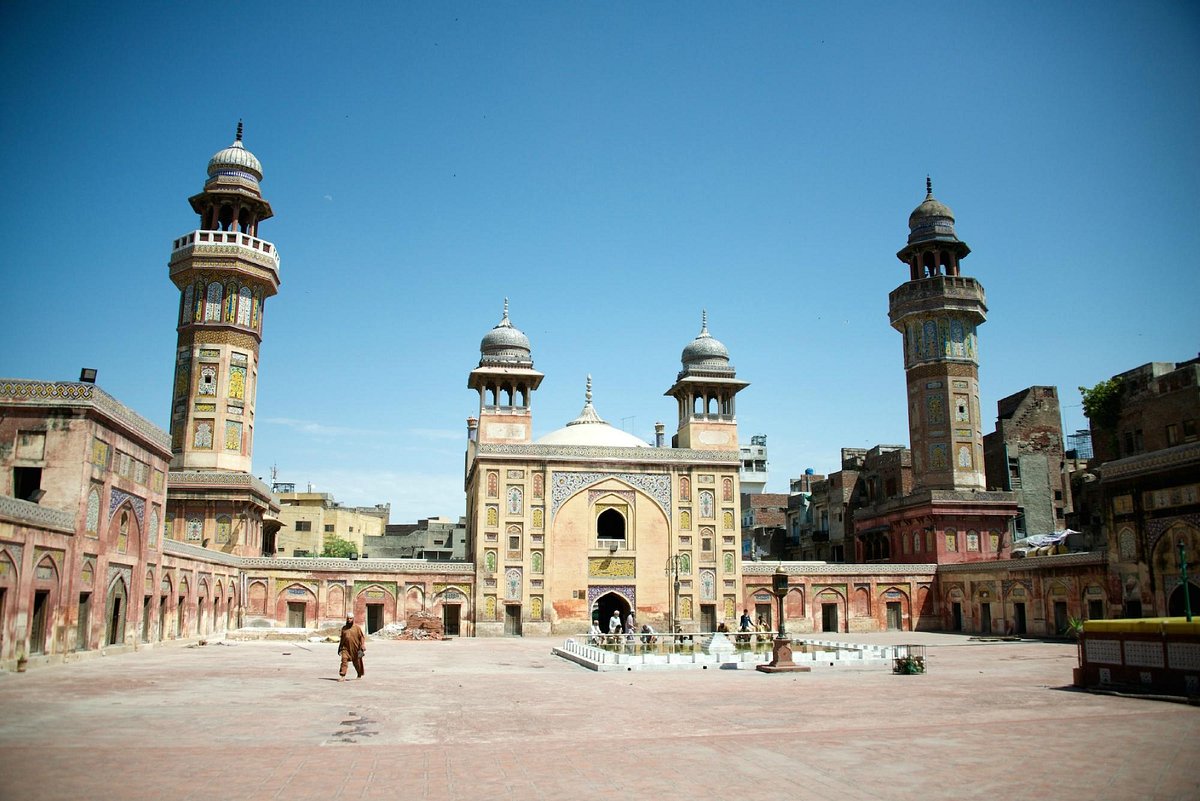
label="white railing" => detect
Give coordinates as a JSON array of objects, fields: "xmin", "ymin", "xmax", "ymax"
[
  {"xmin": 596, "ymin": 539, "xmax": 627, "ymax": 551},
  {"xmin": 172, "ymin": 230, "xmax": 280, "ymax": 265}
]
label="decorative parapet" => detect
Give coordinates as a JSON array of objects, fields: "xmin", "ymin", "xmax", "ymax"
[
  {"xmin": 1102, "ymin": 441, "xmax": 1200, "ymax": 481},
  {"xmin": 0, "ymin": 494, "xmax": 75, "ymax": 534},
  {"xmin": 167, "ymin": 470, "xmax": 276, "ymax": 502},
  {"xmin": 478, "ymin": 443, "xmax": 739, "ymax": 464},
  {"xmin": 741, "ymin": 561, "xmax": 938, "ymax": 577},
  {"xmin": 239, "ymin": 556, "xmax": 475, "ymax": 573},
  {"xmin": 0, "ymin": 380, "xmax": 170, "ymax": 453},
  {"xmin": 163, "ymin": 538, "xmax": 243, "ymax": 567}
]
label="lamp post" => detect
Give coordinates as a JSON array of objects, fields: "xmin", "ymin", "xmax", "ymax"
[
  {"xmin": 768, "ymin": 565, "xmax": 794, "ymax": 667},
  {"xmin": 1180, "ymin": 540, "xmax": 1193, "ymax": 623},
  {"xmin": 665, "ymin": 554, "xmax": 681, "ymax": 634}
]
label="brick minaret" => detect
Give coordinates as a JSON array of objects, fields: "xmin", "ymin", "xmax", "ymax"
[
  {"xmin": 889, "ymin": 178, "xmax": 987, "ymax": 491},
  {"xmin": 167, "ymin": 122, "xmax": 280, "ymax": 472}
]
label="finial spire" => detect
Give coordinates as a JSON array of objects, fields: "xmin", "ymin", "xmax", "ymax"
[
  {"xmin": 585, "ymin": 374, "xmax": 593, "ymax": 404},
  {"xmin": 501, "ymin": 297, "xmax": 510, "ymax": 323},
  {"xmin": 236, "ymin": 119, "xmax": 244, "ymax": 143},
  {"xmin": 925, "ymin": 175, "xmax": 932, "ymax": 198},
  {"xmin": 700, "ymin": 309, "xmax": 709, "ymax": 335}
]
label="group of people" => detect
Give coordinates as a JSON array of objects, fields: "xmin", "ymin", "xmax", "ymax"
[
  {"xmin": 739, "ymin": 609, "xmax": 773, "ymax": 643},
  {"xmin": 589, "ymin": 611, "xmax": 657, "ymax": 645}
]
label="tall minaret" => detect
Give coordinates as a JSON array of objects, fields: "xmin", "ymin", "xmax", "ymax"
[
  {"xmin": 665, "ymin": 311, "xmax": 748, "ymax": 451},
  {"xmin": 167, "ymin": 122, "xmax": 280, "ymax": 471},
  {"xmin": 467, "ymin": 299, "xmax": 544, "ymax": 445},
  {"xmin": 888, "ymin": 178, "xmax": 987, "ymax": 490}
]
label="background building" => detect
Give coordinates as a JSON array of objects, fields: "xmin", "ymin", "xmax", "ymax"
[
  {"xmin": 364, "ymin": 516, "xmax": 467, "ymax": 561},
  {"xmin": 739, "ymin": 435, "xmax": 769, "ymax": 494},
  {"xmin": 273, "ymin": 484, "xmax": 389, "ymax": 556}
]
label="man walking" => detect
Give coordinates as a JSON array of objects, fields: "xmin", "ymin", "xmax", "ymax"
[{"xmin": 338, "ymin": 614, "xmax": 366, "ymax": 682}]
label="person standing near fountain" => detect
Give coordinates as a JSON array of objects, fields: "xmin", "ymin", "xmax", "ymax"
[{"xmin": 608, "ymin": 611, "xmax": 622, "ymax": 636}]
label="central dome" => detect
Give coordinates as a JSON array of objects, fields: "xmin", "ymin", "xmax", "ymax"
[{"xmin": 535, "ymin": 376, "xmax": 649, "ymax": 448}]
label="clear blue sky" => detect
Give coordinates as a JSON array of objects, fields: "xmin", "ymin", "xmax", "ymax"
[{"xmin": 2, "ymin": 3, "xmax": 1198, "ymax": 521}]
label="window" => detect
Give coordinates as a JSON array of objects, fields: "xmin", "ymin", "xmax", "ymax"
[
  {"xmin": 324, "ymin": 524, "xmax": 334, "ymax": 532},
  {"xmin": 597, "ymin": 509, "xmax": 625, "ymax": 541},
  {"xmin": 1167, "ymin": 424, "xmax": 1179, "ymax": 446},
  {"xmin": 508, "ymin": 535, "xmax": 520, "ymax": 551},
  {"xmin": 1014, "ymin": 510, "xmax": 1026, "ymax": 536},
  {"xmin": 1184, "ymin": 419, "xmax": 1197, "ymax": 441},
  {"xmin": 13, "ymin": 467, "xmax": 42, "ymax": 502},
  {"xmin": 294, "ymin": 521, "xmax": 312, "ymax": 532}
]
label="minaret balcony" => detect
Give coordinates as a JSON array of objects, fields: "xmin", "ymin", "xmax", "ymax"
[{"xmin": 171, "ymin": 229, "xmax": 281, "ymax": 271}]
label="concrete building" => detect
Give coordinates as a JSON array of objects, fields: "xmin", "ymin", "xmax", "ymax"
[
  {"xmin": 364, "ymin": 517, "xmax": 467, "ymax": 561},
  {"xmin": 739, "ymin": 435, "xmax": 769, "ymax": 494},
  {"xmin": 464, "ymin": 307, "xmax": 748, "ymax": 636},
  {"xmin": 272, "ymin": 485, "xmax": 389, "ymax": 556}
]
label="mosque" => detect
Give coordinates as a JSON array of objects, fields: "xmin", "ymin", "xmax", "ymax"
[{"xmin": 2, "ymin": 127, "xmax": 1184, "ymax": 667}]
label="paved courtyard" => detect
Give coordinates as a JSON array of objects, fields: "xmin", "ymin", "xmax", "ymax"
[{"xmin": 0, "ymin": 631, "xmax": 1196, "ymax": 801}]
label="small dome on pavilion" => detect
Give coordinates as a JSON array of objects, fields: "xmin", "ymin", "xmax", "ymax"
[
  {"xmin": 479, "ymin": 299, "xmax": 532, "ymax": 364},
  {"xmin": 207, "ymin": 121, "xmax": 263, "ymax": 183},
  {"xmin": 906, "ymin": 177, "xmax": 959, "ymax": 244},
  {"xmin": 681, "ymin": 311, "xmax": 731, "ymax": 368}
]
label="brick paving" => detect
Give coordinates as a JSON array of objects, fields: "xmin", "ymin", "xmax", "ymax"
[{"xmin": 0, "ymin": 632, "xmax": 1197, "ymax": 801}]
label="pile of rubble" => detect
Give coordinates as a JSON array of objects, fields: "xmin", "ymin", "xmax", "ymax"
[{"xmin": 394, "ymin": 611, "xmax": 446, "ymax": 641}]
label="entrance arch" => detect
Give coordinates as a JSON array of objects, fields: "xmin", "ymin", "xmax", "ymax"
[
  {"xmin": 593, "ymin": 591, "xmax": 632, "ymax": 633},
  {"xmin": 1169, "ymin": 582, "xmax": 1200, "ymax": 617}
]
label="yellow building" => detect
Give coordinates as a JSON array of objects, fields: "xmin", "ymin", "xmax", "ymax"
[
  {"xmin": 465, "ymin": 304, "xmax": 748, "ymax": 636},
  {"xmin": 274, "ymin": 489, "xmax": 389, "ymax": 556}
]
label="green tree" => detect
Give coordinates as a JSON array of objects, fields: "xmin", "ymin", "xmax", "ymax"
[
  {"xmin": 321, "ymin": 534, "xmax": 357, "ymax": 558},
  {"xmin": 1079, "ymin": 377, "xmax": 1123, "ymax": 431}
]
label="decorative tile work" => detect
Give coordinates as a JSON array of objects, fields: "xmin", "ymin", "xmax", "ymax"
[
  {"xmin": 484, "ymin": 596, "xmax": 496, "ymax": 619},
  {"xmin": 106, "ymin": 564, "xmax": 132, "ymax": 592},
  {"xmin": 679, "ymin": 553, "xmax": 691, "ymax": 574},
  {"xmin": 550, "ymin": 471, "xmax": 671, "ymax": 520},
  {"xmin": 698, "ymin": 475, "xmax": 714, "ymax": 484},
  {"xmin": 531, "ymin": 508, "xmax": 544, "ymax": 530},
  {"xmin": 587, "ymin": 584, "xmax": 635, "ymax": 610},
  {"xmin": 216, "ymin": 516, "xmax": 231, "ymax": 544},
  {"xmin": 589, "ymin": 489, "xmax": 635, "ymax": 507},
  {"xmin": 193, "ymin": 420, "xmax": 214, "ymax": 449},
  {"xmin": 108, "ymin": 487, "xmax": 145, "ymax": 525},
  {"xmin": 699, "ymin": 490, "xmax": 714, "ymax": 519},
  {"xmin": 532, "ymin": 473, "xmax": 544, "ymax": 498},
  {"xmin": 723, "ymin": 552, "xmax": 735, "ymax": 573},
  {"xmin": 186, "ymin": 517, "xmax": 203, "ymax": 541},
  {"xmin": 506, "ymin": 469, "xmax": 524, "ymax": 479},
  {"xmin": 486, "ymin": 506, "xmax": 498, "ymax": 527},
  {"xmin": 1124, "ymin": 640, "xmax": 1165, "ymax": 668},
  {"xmin": 228, "ymin": 366, "xmax": 246, "ymax": 400},
  {"xmin": 1084, "ymin": 639, "xmax": 1122, "ymax": 664},
  {"xmin": 479, "ymin": 443, "xmax": 739, "ymax": 464},
  {"xmin": 224, "ymin": 420, "xmax": 242, "ymax": 451},
  {"xmin": 531, "ymin": 595, "xmax": 543, "ymax": 620},
  {"xmin": 505, "ymin": 568, "xmax": 521, "ymax": 600},
  {"xmin": 531, "ymin": 551, "xmax": 543, "ymax": 574},
  {"xmin": 700, "ymin": 570, "xmax": 715, "ymax": 600},
  {"xmin": 589, "ymin": 558, "xmax": 635, "ymax": 578},
  {"xmin": 507, "ymin": 486, "xmax": 522, "ymax": 515},
  {"xmin": 680, "ymin": 596, "xmax": 693, "ymax": 620},
  {"xmin": 86, "ymin": 488, "xmax": 100, "ymax": 534},
  {"xmin": 680, "ymin": 510, "xmax": 691, "ymax": 530},
  {"xmin": 484, "ymin": 550, "xmax": 497, "ymax": 572},
  {"xmin": 722, "ymin": 510, "xmax": 734, "ymax": 530}
]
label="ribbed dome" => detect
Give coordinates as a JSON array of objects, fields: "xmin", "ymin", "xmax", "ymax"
[
  {"xmin": 479, "ymin": 299, "xmax": 532, "ymax": 364},
  {"xmin": 906, "ymin": 177, "xmax": 959, "ymax": 245},
  {"xmin": 207, "ymin": 122, "xmax": 263, "ymax": 183},
  {"xmin": 681, "ymin": 311, "xmax": 730, "ymax": 367}
]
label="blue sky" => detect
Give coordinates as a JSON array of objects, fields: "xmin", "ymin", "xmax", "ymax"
[{"xmin": 2, "ymin": 3, "xmax": 1198, "ymax": 521}]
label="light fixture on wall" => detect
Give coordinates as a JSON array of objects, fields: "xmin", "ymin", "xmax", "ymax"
[{"xmin": 79, "ymin": 368, "xmax": 97, "ymax": 383}]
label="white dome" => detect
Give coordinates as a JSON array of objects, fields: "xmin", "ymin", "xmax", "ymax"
[
  {"xmin": 536, "ymin": 422, "xmax": 649, "ymax": 448},
  {"xmin": 535, "ymin": 375, "xmax": 649, "ymax": 448}
]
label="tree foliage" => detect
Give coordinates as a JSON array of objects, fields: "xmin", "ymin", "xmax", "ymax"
[
  {"xmin": 1079, "ymin": 377, "xmax": 1123, "ymax": 430},
  {"xmin": 321, "ymin": 534, "xmax": 357, "ymax": 558}
]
